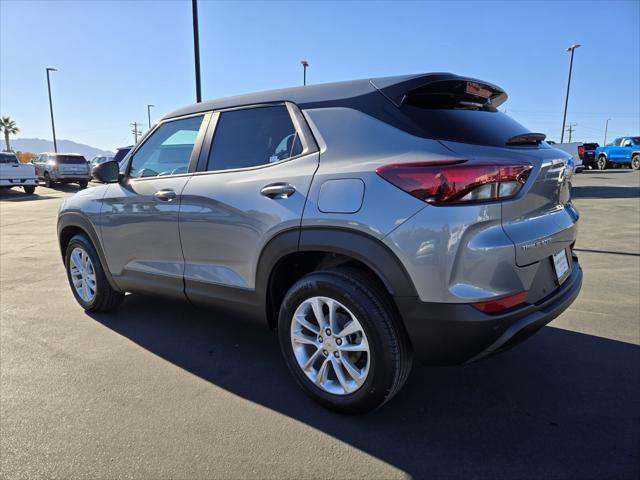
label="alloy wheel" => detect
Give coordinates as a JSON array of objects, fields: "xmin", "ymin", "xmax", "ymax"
[
  {"xmin": 69, "ymin": 247, "xmax": 96, "ymax": 303},
  {"xmin": 290, "ymin": 296, "xmax": 371, "ymax": 395}
]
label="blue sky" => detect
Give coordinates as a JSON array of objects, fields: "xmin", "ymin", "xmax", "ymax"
[{"xmin": 1, "ymin": 0, "xmax": 638, "ymax": 151}]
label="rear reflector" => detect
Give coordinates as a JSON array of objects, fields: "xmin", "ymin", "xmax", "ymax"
[
  {"xmin": 472, "ymin": 291, "xmax": 529, "ymax": 314},
  {"xmin": 376, "ymin": 160, "xmax": 532, "ymax": 205},
  {"xmin": 577, "ymin": 145, "xmax": 585, "ymax": 160}
]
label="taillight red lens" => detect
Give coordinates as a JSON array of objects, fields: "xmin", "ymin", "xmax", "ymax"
[
  {"xmin": 577, "ymin": 145, "xmax": 585, "ymax": 160},
  {"xmin": 472, "ymin": 291, "xmax": 529, "ymax": 314},
  {"xmin": 376, "ymin": 160, "xmax": 532, "ymax": 206}
]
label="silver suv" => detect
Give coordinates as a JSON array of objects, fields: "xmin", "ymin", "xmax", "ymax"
[
  {"xmin": 35, "ymin": 152, "xmax": 91, "ymax": 188},
  {"xmin": 57, "ymin": 73, "xmax": 582, "ymax": 413}
]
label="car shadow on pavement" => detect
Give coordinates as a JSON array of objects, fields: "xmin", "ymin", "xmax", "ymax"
[
  {"xmin": 0, "ymin": 183, "xmax": 83, "ymax": 202},
  {"xmin": 91, "ymin": 294, "xmax": 640, "ymax": 479},
  {"xmin": 580, "ymin": 170, "xmax": 633, "ymax": 174},
  {"xmin": 0, "ymin": 190, "xmax": 57, "ymax": 202},
  {"xmin": 571, "ymin": 185, "xmax": 640, "ymax": 199}
]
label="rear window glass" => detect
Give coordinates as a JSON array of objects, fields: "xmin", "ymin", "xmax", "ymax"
[
  {"xmin": 0, "ymin": 152, "xmax": 19, "ymax": 164},
  {"xmin": 55, "ymin": 155, "xmax": 87, "ymax": 164},
  {"xmin": 113, "ymin": 148, "xmax": 131, "ymax": 163},
  {"xmin": 401, "ymin": 106, "xmax": 532, "ymax": 147}
]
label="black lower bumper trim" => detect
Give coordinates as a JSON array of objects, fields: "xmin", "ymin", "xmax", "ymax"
[{"xmin": 395, "ymin": 259, "xmax": 583, "ymax": 365}]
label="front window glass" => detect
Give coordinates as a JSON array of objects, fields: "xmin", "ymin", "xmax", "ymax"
[
  {"xmin": 129, "ymin": 115, "xmax": 204, "ymax": 178},
  {"xmin": 207, "ymin": 105, "xmax": 302, "ymax": 171}
]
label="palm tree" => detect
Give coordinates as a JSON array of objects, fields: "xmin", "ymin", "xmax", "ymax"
[{"xmin": 0, "ymin": 116, "xmax": 19, "ymax": 152}]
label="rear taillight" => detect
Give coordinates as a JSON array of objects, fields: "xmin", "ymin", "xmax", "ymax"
[
  {"xmin": 577, "ymin": 145, "xmax": 585, "ymax": 160},
  {"xmin": 376, "ymin": 160, "xmax": 532, "ymax": 206},
  {"xmin": 472, "ymin": 291, "xmax": 528, "ymax": 314}
]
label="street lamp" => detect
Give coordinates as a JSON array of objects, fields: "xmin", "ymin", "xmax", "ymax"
[
  {"xmin": 301, "ymin": 60, "xmax": 309, "ymax": 86},
  {"xmin": 603, "ymin": 118, "xmax": 611, "ymax": 145},
  {"xmin": 192, "ymin": 0, "xmax": 202, "ymax": 103},
  {"xmin": 147, "ymin": 104, "xmax": 155, "ymax": 130},
  {"xmin": 46, "ymin": 67, "xmax": 58, "ymax": 153},
  {"xmin": 560, "ymin": 44, "xmax": 581, "ymax": 143}
]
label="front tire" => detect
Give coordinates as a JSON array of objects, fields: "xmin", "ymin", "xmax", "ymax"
[
  {"xmin": 631, "ymin": 154, "xmax": 640, "ymax": 171},
  {"xmin": 65, "ymin": 234, "xmax": 124, "ymax": 312},
  {"xmin": 44, "ymin": 172, "xmax": 53, "ymax": 188},
  {"xmin": 278, "ymin": 268, "xmax": 412, "ymax": 414},
  {"xmin": 597, "ymin": 156, "xmax": 608, "ymax": 170},
  {"xmin": 78, "ymin": 180, "xmax": 88, "ymax": 189},
  {"xmin": 23, "ymin": 185, "xmax": 36, "ymax": 194}
]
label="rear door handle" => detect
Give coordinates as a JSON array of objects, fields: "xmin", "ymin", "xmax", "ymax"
[
  {"xmin": 260, "ymin": 183, "xmax": 296, "ymax": 199},
  {"xmin": 154, "ymin": 189, "xmax": 177, "ymax": 201}
]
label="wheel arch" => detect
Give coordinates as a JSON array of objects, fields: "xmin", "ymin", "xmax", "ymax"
[
  {"xmin": 58, "ymin": 213, "xmax": 120, "ymax": 291},
  {"xmin": 257, "ymin": 227, "xmax": 417, "ymax": 329}
]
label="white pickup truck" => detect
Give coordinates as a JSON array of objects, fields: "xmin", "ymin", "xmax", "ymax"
[{"xmin": 0, "ymin": 152, "xmax": 38, "ymax": 194}]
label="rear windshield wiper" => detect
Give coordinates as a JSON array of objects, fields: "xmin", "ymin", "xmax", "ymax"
[{"xmin": 506, "ymin": 133, "xmax": 546, "ymax": 146}]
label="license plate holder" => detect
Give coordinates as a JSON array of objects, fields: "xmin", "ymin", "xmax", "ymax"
[{"xmin": 552, "ymin": 249, "xmax": 570, "ymax": 284}]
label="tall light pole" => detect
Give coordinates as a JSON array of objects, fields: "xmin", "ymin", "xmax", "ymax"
[
  {"xmin": 147, "ymin": 104, "xmax": 155, "ymax": 130},
  {"xmin": 301, "ymin": 60, "xmax": 309, "ymax": 86},
  {"xmin": 560, "ymin": 44, "xmax": 581, "ymax": 143},
  {"xmin": 192, "ymin": 0, "xmax": 202, "ymax": 103},
  {"xmin": 603, "ymin": 118, "xmax": 611, "ymax": 145},
  {"xmin": 46, "ymin": 67, "xmax": 58, "ymax": 153}
]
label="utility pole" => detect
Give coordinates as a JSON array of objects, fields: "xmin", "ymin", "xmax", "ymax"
[
  {"xmin": 565, "ymin": 123, "xmax": 577, "ymax": 143},
  {"xmin": 192, "ymin": 0, "xmax": 202, "ymax": 103},
  {"xmin": 301, "ymin": 60, "xmax": 309, "ymax": 86},
  {"xmin": 604, "ymin": 118, "xmax": 611, "ymax": 145},
  {"xmin": 147, "ymin": 104, "xmax": 155, "ymax": 130},
  {"xmin": 561, "ymin": 44, "xmax": 581, "ymax": 143},
  {"xmin": 46, "ymin": 67, "xmax": 58, "ymax": 153},
  {"xmin": 131, "ymin": 122, "xmax": 142, "ymax": 144}
]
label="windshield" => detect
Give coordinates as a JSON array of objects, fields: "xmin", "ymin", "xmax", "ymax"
[{"xmin": 0, "ymin": 152, "xmax": 19, "ymax": 164}]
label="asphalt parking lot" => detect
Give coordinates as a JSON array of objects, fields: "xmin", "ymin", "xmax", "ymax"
[{"xmin": 1, "ymin": 171, "xmax": 639, "ymax": 479}]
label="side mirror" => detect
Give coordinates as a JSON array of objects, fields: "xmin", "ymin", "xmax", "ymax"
[{"xmin": 92, "ymin": 160, "xmax": 120, "ymax": 183}]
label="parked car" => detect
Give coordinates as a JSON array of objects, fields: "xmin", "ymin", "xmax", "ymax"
[
  {"xmin": 548, "ymin": 142, "xmax": 583, "ymax": 173},
  {"xmin": 595, "ymin": 137, "xmax": 640, "ymax": 170},
  {"xmin": 34, "ymin": 152, "xmax": 91, "ymax": 188},
  {"xmin": 578, "ymin": 142, "xmax": 599, "ymax": 169},
  {"xmin": 0, "ymin": 152, "xmax": 38, "ymax": 194},
  {"xmin": 89, "ymin": 155, "xmax": 115, "ymax": 173},
  {"xmin": 112, "ymin": 145, "xmax": 133, "ymax": 172},
  {"xmin": 58, "ymin": 73, "xmax": 582, "ymax": 413}
]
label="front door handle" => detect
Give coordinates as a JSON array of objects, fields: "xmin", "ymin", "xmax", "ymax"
[
  {"xmin": 260, "ymin": 183, "xmax": 296, "ymax": 199},
  {"xmin": 154, "ymin": 189, "xmax": 177, "ymax": 201}
]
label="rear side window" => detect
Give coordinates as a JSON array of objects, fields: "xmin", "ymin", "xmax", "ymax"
[
  {"xmin": 113, "ymin": 147, "xmax": 131, "ymax": 164},
  {"xmin": 207, "ymin": 105, "xmax": 302, "ymax": 171},
  {"xmin": 55, "ymin": 155, "xmax": 87, "ymax": 164},
  {"xmin": 0, "ymin": 153, "xmax": 19, "ymax": 164},
  {"xmin": 129, "ymin": 115, "xmax": 204, "ymax": 178}
]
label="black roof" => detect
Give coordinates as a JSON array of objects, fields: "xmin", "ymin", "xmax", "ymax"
[{"xmin": 164, "ymin": 72, "xmax": 506, "ymax": 120}]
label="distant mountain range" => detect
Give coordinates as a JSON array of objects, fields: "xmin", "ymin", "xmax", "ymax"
[{"xmin": 12, "ymin": 138, "xmax": 114, "ymax": 159}]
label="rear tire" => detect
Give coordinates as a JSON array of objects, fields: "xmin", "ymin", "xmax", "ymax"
[
  {"xmin": 78, "ymin": 180, "xmax": 88, "ymax": 189},
  {"xmin": 597, "ymin": 156, "xmax": 608, "ymax": 170},
  {"xmin": 278, "ymin": 267, "xmax": 412, "ymax": 414},
  {"xmin": 631, "ymin": 155, "xmax": 640, "ymax": 171},
  {"xmin": 23, "ymin": 185, "xmax": 36, "ymax": 194},
  {"xmin": 65, "ymin": 234, "xmax": 124, "ymax": 312}
]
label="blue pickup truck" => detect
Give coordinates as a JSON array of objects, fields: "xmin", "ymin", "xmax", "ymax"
[{"xmin": 595, "ymin": 136, "xmax": 640, "ymax": 170}]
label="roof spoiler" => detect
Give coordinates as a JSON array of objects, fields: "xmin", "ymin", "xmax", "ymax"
[{"xmin": 370, "ymin": 73, "xmax": 508, "ymax": 109}]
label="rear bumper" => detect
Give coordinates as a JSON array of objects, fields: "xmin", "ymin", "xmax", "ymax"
[
  {"xmin": 52, "ymin": 175, "xmax": 91, "ymax": 182},
  {"xmin": 0, "ymin": 178, "xmax": 38, "ymax": 187},
  {"xmin": 395, "ymin": 254, "xmax": 582, "ymax": 365}
]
